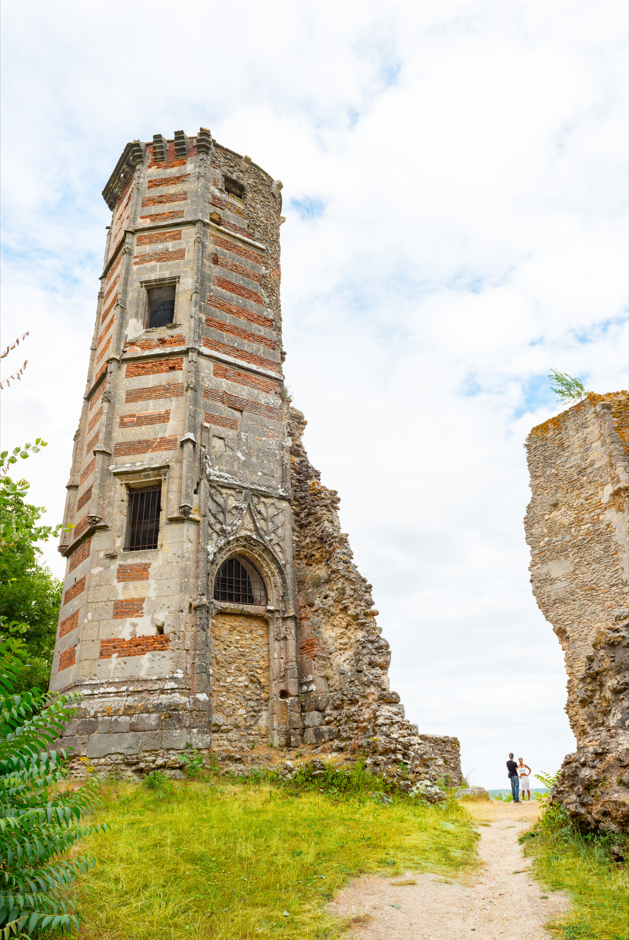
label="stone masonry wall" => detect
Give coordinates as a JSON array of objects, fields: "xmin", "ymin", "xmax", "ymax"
[
  {"xmin": 525, "ymin": 391, "xmax": 629, "ymax": 832},
  {"xmin": 290, "ymin": 409, "xmax": 463, "ymax": 786}
]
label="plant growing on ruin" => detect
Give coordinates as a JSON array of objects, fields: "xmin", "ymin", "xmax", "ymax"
[
  {"xmin": 0, "ymin": 623, "xmax": 105, "ymax": 936},
  {"xmin": 180, "ymin": 746, "xmax": 205, "ymax": 779},
  {"xmin": 548, "ymin": 369, "xmax": 589, "ymax": 404}
]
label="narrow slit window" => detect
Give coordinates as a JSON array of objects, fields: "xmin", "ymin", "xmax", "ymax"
[
  {"xmin": 214, "ymin": 555, "xmax": 266, "ymax": 605},
  {"xmin": 126, "ymin": 486, "xmax": 162, "ymax": 551},
  {"xmin": 147, "ymin": 285, "xmax": 176, "ymax": 328}
]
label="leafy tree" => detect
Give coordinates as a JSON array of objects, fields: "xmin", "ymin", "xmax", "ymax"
[
  {"xmin": 0, "ymin": 443, "xmax": 62, "ymax": 694},
  {"xmin": 0, "ymin": 445, "xmax": 105, "ymax": 935},
  {"xmin": 548, "ymin": 369, "xmax": 589, "ymax": 404},
  {"xmin": 0, "ymin": 623, "xmax": 104, "ymax": 936}
]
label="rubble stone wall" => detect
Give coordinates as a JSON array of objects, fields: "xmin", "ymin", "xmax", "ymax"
[
  {"xmin": 525, "ymin": 392, "xmax": 629, "ymax": 832},
  {"xmin": 290, "ymin": 409, "xmax": 463, "ymax": 786}
]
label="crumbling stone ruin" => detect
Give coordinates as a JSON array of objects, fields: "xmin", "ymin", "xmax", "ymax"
[
  {"xmin": 50, "ymin": 130, "xmax": 462, "ymax": 788},
  {"xmin": 525, "ymin": 392, "xmax": 629, "ymax": 832}
]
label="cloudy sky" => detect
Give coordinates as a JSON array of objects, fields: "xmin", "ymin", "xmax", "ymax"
[{"xmin": 1, "ymin": 1, "xmax": 627, "ymax": 788}]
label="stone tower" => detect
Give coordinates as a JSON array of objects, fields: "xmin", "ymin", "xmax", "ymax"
[
  {"xmin": 525, "ymin": 392, "xmax": 629, "ymax": 832},
  {"xmin": 52, "ymin": 130, "xmax": 462, "ymax": 785}
]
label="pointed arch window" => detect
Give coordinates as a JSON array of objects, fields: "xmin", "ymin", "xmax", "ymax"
[{"xmin": 213, "ymin": 555, "xmax": 267, "ymax": 606}]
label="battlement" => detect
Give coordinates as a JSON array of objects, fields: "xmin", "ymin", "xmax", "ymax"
[{"xmin": 102, "ymin": 130, "xmax": 280, "ymax": 210}]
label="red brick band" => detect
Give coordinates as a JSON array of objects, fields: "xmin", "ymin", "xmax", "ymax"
[
  {"xmin": 206, "ymin": 295, "xmax": 273, "ymax": 330},
  {"xmin": 88, "ymin": 408, "xmax": 102, "ymax": 433},
  {"xmin": 134, "ymin": 248, "xmax": 186, "ymax": 266},
  {"xmin": 113, "ymin": 436, "xmax": 178, "ymax": 457},
  {"xmin": 85, "ymin": 432, "xmax": 99, "ymax": 454},
  {"xmin": 147, "ymin": 173, "xmax": 190, "ymax": 189},
  {"xmin": 205, "ymin": 412, "xmax": 238, "ymax": 431},
  {"xmin": 103, "ymin": 276, "xmax": 119, "ymax": 304},
  {"xmin": 64, "ymin": 575, "xmax": 86, "ymax": 606},
  {"xmin": 125, "ymin": 358, "xmax": 183, "ymax": 378},
  {"xmin": 113, "ymin": 598, "xmax": 145, "ymax": 619},
  {"xmin": 136, "ymin": 229, "xmax": 183, "ymax": 246},
  {"xmin": 211, "ymin": 253, "xmax": 262, "ymax": 284},
  {"xmin": 204, "ymin": 386, "xmax": 282, "ymax": 422},
  {"xmin": 89, "ymin": 384, "xmax": 104, "ymax": 411},
  {"xmin": 212, "ymin": 235, "xmax": 263, "ymax": 265},
  {"xmin": 120, "ymin": 410, "xmax": 170, "ymax": 428},
  {"xmin": 142, "ymin": 192, "xmax": 188, "ymax": 207},
  {"xmin": 77, "ymin": 486, "xmax": 92, "ymax": 511},
  {"xmin": 97, "ymin": 336, "xmax": 112, "ymax": 364},
  {"xmin": 117, "ymin": 563, "xmax": 151, "ymax": 582},
  {"xmin": 58, "ymin": 646, "xmax": 76, "ymax": 671},
  {"xmin": 203, "ymin": 338, "xmax": 280, "ymax": 374},
  {"xmin": 140, "ymin": 210, "xmax": 185, "ymax": 224},
  {"xmin": 73, "ymin": 517, "xmax": 89, "ymax": 540},
  {"xmin": 100, "ymin": 635, "xmax": 169, "ymax": 658},
  {"xmin": 80, "ymin": 458, "xmax": 96, "ymax": 485},
  {"xmin": 205, "ymin": 316, "xmax": 278, "ymax": 351},
  {"xmin": 68, "ymin": 537, "xmax": 92, "ymax": 573},
  {"xmin": 59, "ymin": 611, "xmax": 80, "ymax": 638},
  {"xmin": 214, "ymin": 275, "xmax": 263, "ymax": 306},
  {"xmin": 125, "ymin": 335, "xmax": 185, "ymax": 354},
  {"xmin": 125, "ymin": 383, "xmax": 184, "ymax": 403},
  {"xmin": 212, "ymin": 362, "xmax": 280, "ymax": 395}
]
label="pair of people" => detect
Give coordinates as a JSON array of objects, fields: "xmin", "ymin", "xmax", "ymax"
[{"xmin": 506, "ymin": 753, "xmax": 532, "ymax": 802}]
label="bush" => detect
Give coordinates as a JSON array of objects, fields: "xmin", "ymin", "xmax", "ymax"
[{"xmin": 0, "ymin": 625, "xmax": 105, "ymax": 935}]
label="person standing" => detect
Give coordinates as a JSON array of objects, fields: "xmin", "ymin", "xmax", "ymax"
[
  {"xmin": 506, "ymin": 753, "xmax": 521, "ymax": 803},
  {"xmin": 518, "ymin": 758, "xmax": 533, "ymax": 800}
]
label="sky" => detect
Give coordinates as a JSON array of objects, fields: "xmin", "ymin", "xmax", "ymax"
[{"xmin": 1, "ymin": 1, "xmax": 627, "ymax": 789}]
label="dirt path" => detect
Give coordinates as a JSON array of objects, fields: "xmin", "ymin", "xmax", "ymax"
[{"xmin": 330, "ymin": 800, "xmax": 569, "ymax": 939}]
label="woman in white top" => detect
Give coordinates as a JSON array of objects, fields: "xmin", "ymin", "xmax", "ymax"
[{"xmin": 518, "ymin": 758, "xmax": 532, "ymax": 800}]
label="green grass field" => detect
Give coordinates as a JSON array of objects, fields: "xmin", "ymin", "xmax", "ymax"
[
  {"xmin": 524, "ymin": 819, "xmax": 629, "ymax": 940},
  {"xmin": 67, "ymin": 779, "xmax": 477, "ymax": 940}
]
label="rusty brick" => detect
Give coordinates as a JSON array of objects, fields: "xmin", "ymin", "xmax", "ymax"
[
  {"xmin": 203, "ymin": 337, "xmax": 280, "ymax": 374},
  {"xmin": 125, "ymin": 358, "xmax": 183, "ymax": 378},
  {"xmin": 205, "ymin": 316, "xmax": 278, "ymax": 351},
  {"xmin": 59, "ymin": 610, "xmax": 80, "ymax": 638},
  {"xmin": 117, "ymin": 563, "xmax": 151, "ymax": 582},
  {"xmin": 112, "ymin": 598, "xmax": 145, "ymax": 619},
  {"xmin": 64, "ymin": 575, "xmax": 86, "ymax": 606},
  {"xmin": 100, "ymin": 635, "xmax": 169, "ymax": 658},
  {"xmin": 58, "ymin": 646, "xmax": 76, "ymax": 671},
  {"xmin": 204, "ymin": 412, "xmax": 238, "ymax": 431},
  {"xmin": 125, "ymin": 383, "xmax": 184, "ymax": 403},
  {"xmin": 136, "ymin": 229, "xmax": 183, "ymax": 246}
]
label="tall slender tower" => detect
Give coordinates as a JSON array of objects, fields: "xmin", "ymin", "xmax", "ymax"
[
  {"xmin": 53, "ymin": 130, "xmax": 299, "ymax": 762},
  {"xmin": 52, "ymin": 129, "xmax": 462, "ymax": 785}
]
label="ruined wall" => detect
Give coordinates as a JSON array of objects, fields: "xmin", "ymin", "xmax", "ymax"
[
  {"xmin": 525, "ymin": 392, "xmax": 629, "ymax": 832},
  {"xmin": 290, "ymin": 409, "xmax": 463, "ymax": 786}
]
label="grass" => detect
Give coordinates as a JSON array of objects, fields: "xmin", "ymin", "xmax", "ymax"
[
  {"xmin": 61, "ymin": 778, "xmax": 477, "ymax": 940},
  {"xmin": 522, "ymin": 805, "xmax": 629, "ymax": 940}
]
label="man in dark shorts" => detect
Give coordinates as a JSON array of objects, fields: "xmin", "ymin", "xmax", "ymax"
[{"xmin": 506, "ymin": 753, "xmax": 521, "ymax": 802}]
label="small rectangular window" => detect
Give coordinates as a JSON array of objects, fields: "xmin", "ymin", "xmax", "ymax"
[
  {"xmin": 147, "ymin": 285, "xmax": 176, "ymax": 328},
  {"xmin": 224, "ymin": 178, "xmax": 245, "ymax": 199},
  {"xmin": 126, "ymin": 487, "xmax": 162, "ymax": 551}
]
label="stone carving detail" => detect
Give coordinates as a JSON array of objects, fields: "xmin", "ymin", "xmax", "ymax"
[{"xmin": 206, "ymin": 483, "xmax": 287, "ymax": 563}]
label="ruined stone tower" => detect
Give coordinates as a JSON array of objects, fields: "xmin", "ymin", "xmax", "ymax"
[
  {"xmin": 525, "ymin": 392, "xmax": 629, "ymax": 832},
  {"xmin": 51, "ymin": 130, "xmax": 462, "ymax": 785}
]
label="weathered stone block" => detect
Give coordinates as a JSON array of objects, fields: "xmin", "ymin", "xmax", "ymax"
[{"xmin": 86, "ymin": 732, "xmax": 141, "ymax": 758}]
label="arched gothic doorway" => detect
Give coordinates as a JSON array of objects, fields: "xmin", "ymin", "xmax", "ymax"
[{"xmin": 210, "ymin": 553, "xmax": 271, "ymax": 750}]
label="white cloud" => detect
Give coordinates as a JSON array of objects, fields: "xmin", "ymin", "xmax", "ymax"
[{"xmin": 1, "ymin": 1, "xmax": 627, "ymax": 787}]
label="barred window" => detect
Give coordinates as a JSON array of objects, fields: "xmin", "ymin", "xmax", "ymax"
[
  {"xmin": 125, "ymin": 486, "xmax": 161, "ymax": 551},
  {"xmin": 214, "ymin": 555, "xmax": 266, "ymax": 606}
]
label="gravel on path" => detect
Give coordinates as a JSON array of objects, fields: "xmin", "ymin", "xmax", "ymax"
[{"xmin": 329, "ymin": 799, "xmax": 569, "ymax": 939}]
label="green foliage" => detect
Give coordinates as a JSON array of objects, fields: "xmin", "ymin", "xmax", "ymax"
[
  {"xmin": 68, "ymin": 779, "xmax": 477, "ymax": 938},
  {"xmin": 522, "ymin": 772, "xmax": 629, "ymax": 940},
  {"xmin": 0, "ymin": 627, "xmax": 106, "ymax": 936},
  {"xmin": 548, "ymin": 369, "xmax": 589, "ymax": 405},
  {"xmin": 0, "ymin": 443, "xmax": 63, "ymax": 694},
  {"xmin": 142, "ymin": 772, "xmax": 174, "ymax": 798},
  {"xmin": 179, "ymin": 746, "xmax": 205, "ymax": 780}
]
